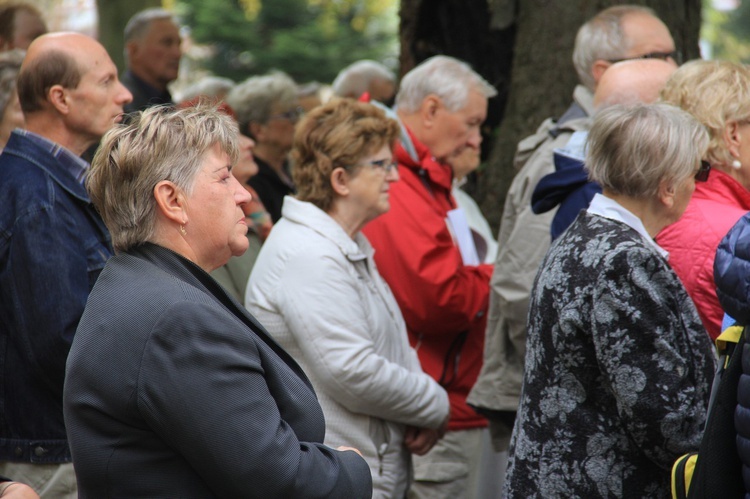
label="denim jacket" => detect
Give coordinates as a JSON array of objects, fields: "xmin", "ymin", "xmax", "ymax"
[{"xmin": 0, "ymin": 131, "xmax": 112, "ymax": 463}]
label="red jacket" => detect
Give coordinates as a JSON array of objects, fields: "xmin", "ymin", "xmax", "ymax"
[
  {"xmin": 363, "ymin": 126, "xmax": 493, "ymax": 430},
  {"xmin": 657, "ymin": 169, "xmax": 750, "ymax": 339}
]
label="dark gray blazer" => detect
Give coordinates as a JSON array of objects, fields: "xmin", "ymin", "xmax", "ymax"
[{"xmin": 63, "ymin": 243, "xmax": 372, "ymax": 498}]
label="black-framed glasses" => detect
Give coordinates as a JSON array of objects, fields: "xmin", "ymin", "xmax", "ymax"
[
  {"xmin": 347, "ymin": 158, "xmax": 398, "ymax": 173},
  {"xmin": 607, "ymin": 50, "xmax": 682, "ymax": 65},
  {"xmin": 695, "ymin": 160, "xmax": 711, "ymax": 182},
  {"xmin": 269, "ymin": 106, "xmax": 304, "ymax": 122}
]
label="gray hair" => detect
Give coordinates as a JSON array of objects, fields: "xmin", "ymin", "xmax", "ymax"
[
  {"xmin": 87, "ymin": 102, "xmax": 239, "ymax": 252},
  {"xmin": 332, "ymin": 60, "xmax": 395, "ymax": 98},
  {"xmin": 225, "ymin": 71, "xmax": 298, "ymax": 136},
  {"xmin": 0, "ymin": 49, "xmax": 23, "ymax": 117},
  {"xmin": 573, "ymin": 5, "xmax": 658, "ymax": 91},
  {"xmin": 124, "ymin": 8, "xmax": 176, "ymax": 43},
  {"xmin": 586, "ymin": 103, "xmax": 708, "ymax": 199},
  {"xmin": 177, "ymin": 76, "xmax": 235, "ymax": 103},
  {"xmin": 395, "ymin": 55, "xmax": 496, "ymax": 113}
]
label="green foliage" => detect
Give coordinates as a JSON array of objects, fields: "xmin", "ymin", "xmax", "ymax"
[
  {"xmin": 702, "ymin": 0, "xmax": 750, "ymax": 62},
  {"xmin": 177, "ymin": 0, "xmax": 397, "ymax": 84}
]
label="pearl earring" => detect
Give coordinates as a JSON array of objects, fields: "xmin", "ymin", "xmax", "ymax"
[
  {"xmin": 733, "ymin": 159, "xmax": 742, "ymax": 170},
  {"xmin": 180, "ymin": 225, "xmax": 187, "ymax": 235}
]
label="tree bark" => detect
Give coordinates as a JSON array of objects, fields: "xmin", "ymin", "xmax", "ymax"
[
  {"xmin": 96, "ymin": 0, "xmax": 161, "ymax": 73},
  {"xmin": 400, "ymin": 0, "xmax": 702, "ymax": 232}
]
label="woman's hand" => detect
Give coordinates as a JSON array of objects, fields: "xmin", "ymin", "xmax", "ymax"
[
  {"xmin": 0, "ymin": 482, "xmax": 39, "ymax": 499},
  {"xmin": 403, "ymin": 426, "xmax": 441, "ymax": 456}
]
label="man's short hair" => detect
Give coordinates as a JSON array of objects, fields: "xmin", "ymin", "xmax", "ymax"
[
  {"xmin": 332, "ymin": 60, "xmax": 395, "ymax": 99},
  {"xmin": 124, "ymin": 8, "xmax": 176, "ymax": 44},
  {"xmin": 395, "ymin": 55, "xmax": 496, "ymax": 113},
  {"xmin": 573, "ymin": 5, "xmax": 658, "ymax": 91},
  {"xmin": 17, "ymin": 49, "xmax": 81, "ymax": 114},
  {"xmin": 0, "ymin": 3, "xmax": 42, "ymax": 44}
]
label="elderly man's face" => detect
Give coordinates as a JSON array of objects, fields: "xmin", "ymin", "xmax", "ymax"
[
  {"xmin": 65, "ymin": 42, "xmax": 133, "ymax": 145},
  {"xmin": 129, "ymin": 19, "xmax": 182, "ymax": 89},
  {"xmin": 429, "ymin": 89, "xmax": 487, "ymax": 163}
]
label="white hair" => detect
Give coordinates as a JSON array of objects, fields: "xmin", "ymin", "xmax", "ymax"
[
  {"xmin": 395, "ymin": 55, "xmax": 496, "ymax": 113},
  {"xmin": 586, "ymin": 103, "xmax": 708, "ymax": 199}
]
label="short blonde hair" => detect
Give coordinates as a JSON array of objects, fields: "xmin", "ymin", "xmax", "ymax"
[
  {"xmin": 660, "ymin": 59, "xmax": 750, "ymax": 167},
  {"xmin": 87, "ymin": 103, "xmax": 239, "ymax": 252},
  {"xmin": 292, "ymin": 98, "xmax": 400, "ymax": 212},
  {"xmin": 586, "ymin": 103, "xmax": 708, "ymax": 199}
]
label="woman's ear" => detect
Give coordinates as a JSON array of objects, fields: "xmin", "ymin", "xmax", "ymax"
[
  {"xmin": 725, "ymin": 120, "xmax": 742, "ymax": 160},
  {"xmin": 153, "ymin": 180, "xmax": 187, "ymax": 225},
  {"xmin": 330, "ymin": 167, "xmax": 350, "ymax": 197},
  {"xmin": 657, "ymin": 179, "xmax": 676, "ymax": 209},
  {"xmin": 249, "ymin": 122, "xmax": 265, "ymax": 142}
]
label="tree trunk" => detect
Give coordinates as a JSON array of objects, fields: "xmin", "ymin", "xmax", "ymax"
[
  {"xmin": 400, "ymin": 0, "xmax": 702, "ymax": 232},
  {"xmin": 96, "ymin": 0, "xmax": 161, "ymax": 73}
]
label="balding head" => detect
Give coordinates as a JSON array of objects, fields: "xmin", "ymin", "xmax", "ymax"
[
  {"xmin": 18, "ymin": 32, "xmax": 132, "ymax": 154},
  {"xmin": 593, "ymin": 59, "xmax": 676, "ymax": 110}
]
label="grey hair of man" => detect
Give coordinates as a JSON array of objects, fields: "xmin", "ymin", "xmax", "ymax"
[
  {"xmin": 225, "ymin": 71, "xmax": 297, "ymax": 137},
  {"xmin": 395, "ymin": 55, "xmax": 497, "ymax": 113},
  {"xmin": 573, "ymin": 5, "xmax": 658, "ymax": 91},
  {"xmin": 586, "ymin": 103, "xmax": 708, "ymax": 200},
  {"xmin": 87, "ymin": 102, "xmax": 240, "ymax": 253},
  {"xmin": 123, "ymin": 8, "xmax": 176, "ymax": 61},
  {"xmin": 332, "ymin": 60, "xmax": 395, "ymax": 98},
  {"xmin": 0, "ymin": 49, "xmax": 23, "ymax": 117}
]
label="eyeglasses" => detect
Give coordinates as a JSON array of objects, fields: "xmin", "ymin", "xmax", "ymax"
[
  {"xmin": 269, "ymin": 106, "xmax": 304, "ymax": 122},
  {"xmin": 695, "ymin": 160, "xmax": 711, "ymax": 182},
  {"xmin": 347, "ymin": 158, "xmax": 398, "ymax": 173},
  {"xmin": 607, "ymin": 50, "xmax": 682, "ymax": 65}
]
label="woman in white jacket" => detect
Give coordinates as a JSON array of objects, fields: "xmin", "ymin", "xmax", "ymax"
[{"xmin": 246, "ymin": 99, "xmax": 450, "ymax": 498}]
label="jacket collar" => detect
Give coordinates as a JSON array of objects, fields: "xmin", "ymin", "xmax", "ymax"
[
  {"xmin": 694, "ymin": 168, "xmax": 750, "ymax": 208},
  {"xmin": 3, "ymin": 130, "xmax": 91, "ymax": 203},
  {"xmin": 130, "ymin": 242, "xmax": 314, "ymax": 386},
  {"xmin": 396, "ymin": 125, "xmax": 454, "ymax": 191},
  {"xmin": 280, "ymin": 196, "xmax": 371, "ymax": 262}
]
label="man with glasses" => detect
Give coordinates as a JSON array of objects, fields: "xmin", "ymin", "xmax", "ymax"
[
  {"xmin": 467, "ymin": 3, "xmax": 678, "ymax": 486},
  {"xmin": 227, "ymin": 72, "xmax": 301, "ymax": 222},
  {"xmin": 362, "ymin": 55, "xmax": 498, "ymax": 499}
]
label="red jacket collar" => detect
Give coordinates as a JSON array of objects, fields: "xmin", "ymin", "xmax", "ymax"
[{"xmin": 396, "ymin": 126, "xmax": 454, "ymax": 191}]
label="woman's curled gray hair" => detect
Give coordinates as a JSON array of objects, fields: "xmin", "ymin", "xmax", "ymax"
[
  {"xmin": 586, "ymin": 103, "xmax": 708, "ymax": 199},
  {"xmin": 87, "ymin": 102, "xmax": 239, "ymax": 252}
]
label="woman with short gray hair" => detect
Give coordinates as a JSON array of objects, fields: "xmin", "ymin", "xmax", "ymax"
[
  {"xmin": 226, "ymin": 71, "xmax": 300, "ymax": 222},
  {"xmin": 505, "ymin": 103, "xmax": 715, "ymax": 498}
]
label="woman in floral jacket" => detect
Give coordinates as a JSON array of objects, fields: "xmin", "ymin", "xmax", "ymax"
[{"xmin": 504, "ymin": 103, "xmax": 716, "ymax": 498}]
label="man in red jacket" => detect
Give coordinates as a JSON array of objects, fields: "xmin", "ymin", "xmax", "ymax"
[{"xmin": 362, "ymin": 55, "xmax": 496, "ymax": 498}]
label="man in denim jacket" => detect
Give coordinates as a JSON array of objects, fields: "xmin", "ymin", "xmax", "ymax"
[{"xmin": 0, "ymin": 33, "xmax": 131, "ymax": 497}]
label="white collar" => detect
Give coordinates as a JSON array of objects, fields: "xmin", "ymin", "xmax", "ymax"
[{"xmin": 586, "ymin": 193, "xmax": 669, "ymax": 259}]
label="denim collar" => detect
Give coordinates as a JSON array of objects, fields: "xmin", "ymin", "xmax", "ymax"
[{"xmin": 4, "ymin": 130, "xmax": 91, "ymax": 203}]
